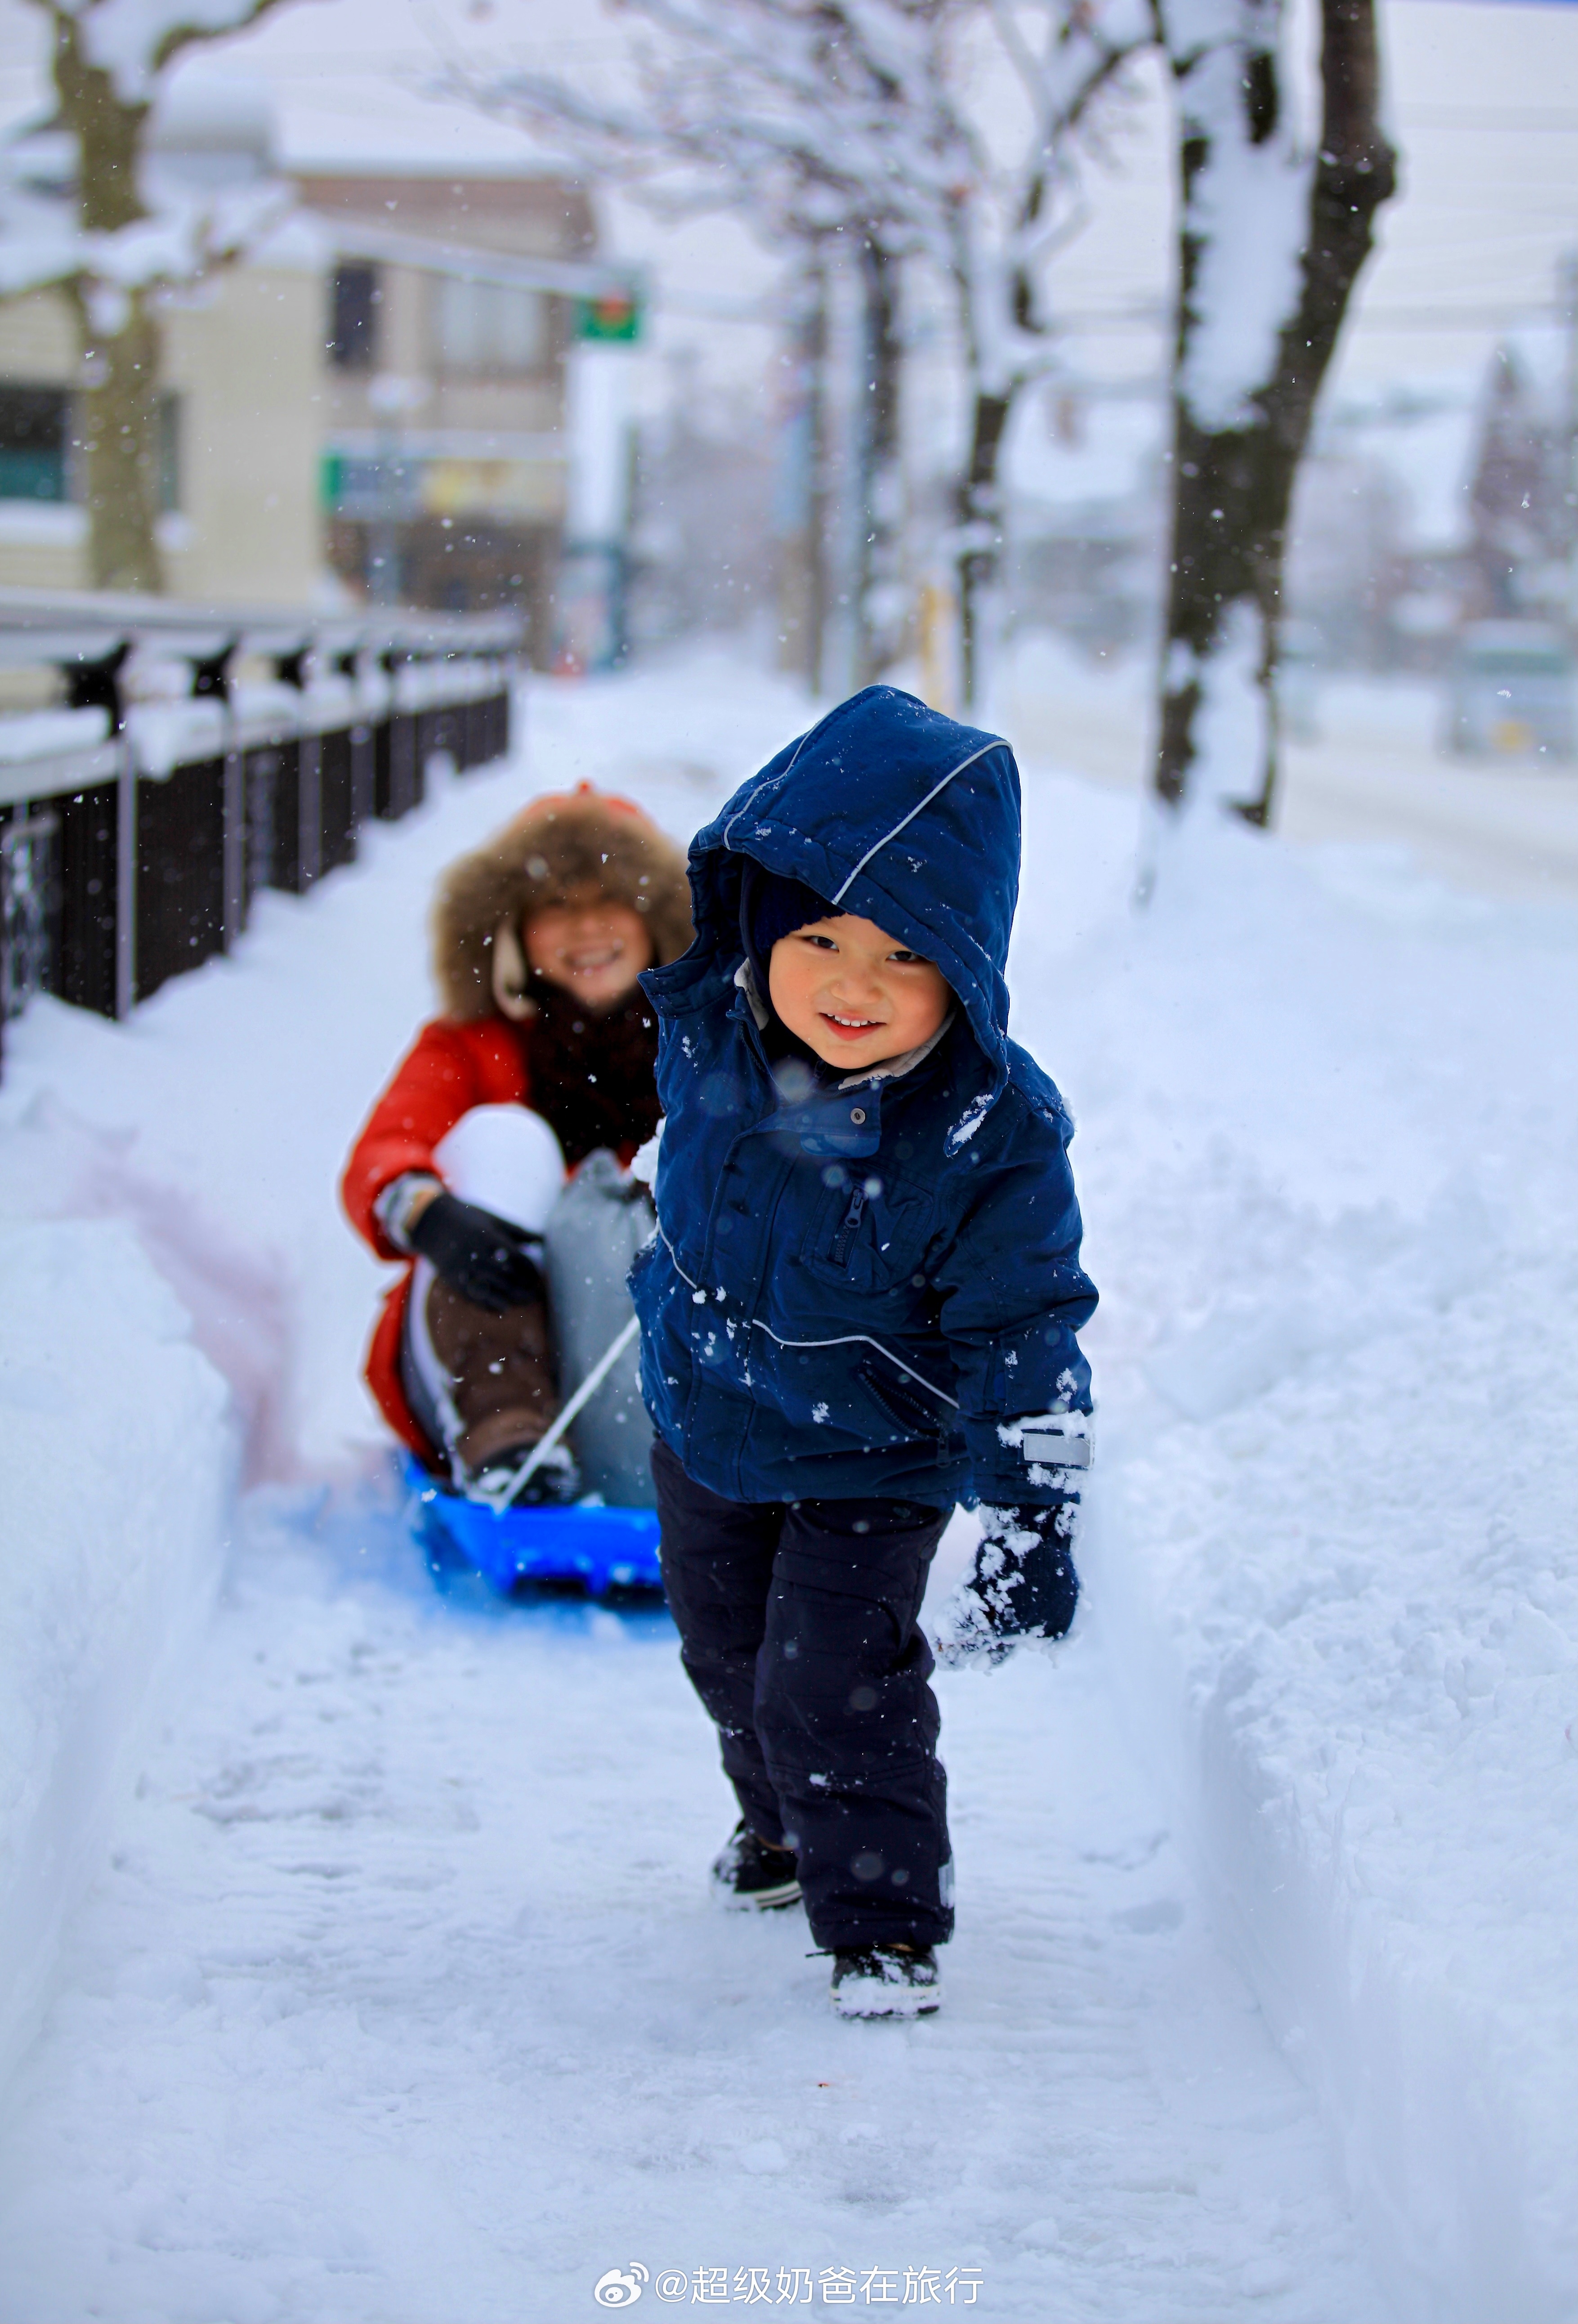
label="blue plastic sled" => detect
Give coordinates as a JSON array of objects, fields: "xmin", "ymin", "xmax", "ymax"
[{"xmin": 405, "ymin": 1454, "xmax": 664, "ymax": 1599}]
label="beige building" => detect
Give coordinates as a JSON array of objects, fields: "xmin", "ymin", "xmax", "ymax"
[
  {"xmin": 299, "ymin": 171, "xmax": 598, "ymax": 638},
  {"xmin": 0, "ymin": 129, "xmax": 608, "ymax": 655}
]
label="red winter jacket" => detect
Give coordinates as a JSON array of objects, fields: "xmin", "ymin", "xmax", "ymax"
[{"xmin": 341, "ymin": 1017, "xmax": 534, "ymax": 1456}]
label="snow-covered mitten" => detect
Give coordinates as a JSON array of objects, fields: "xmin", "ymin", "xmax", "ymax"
[{"xmin": 933, "ymin": 1504, "xmax": 1079, "ymax": 1669}]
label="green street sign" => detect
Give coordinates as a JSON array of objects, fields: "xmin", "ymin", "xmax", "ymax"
[{"xmin": 576, "ymin": 290, "xmax": 641, "ymax": 343}]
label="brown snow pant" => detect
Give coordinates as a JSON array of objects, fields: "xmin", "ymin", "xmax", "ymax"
[{"xmin": 399, "ymin": 1265, "xmax": 560, "ymax": 1482}]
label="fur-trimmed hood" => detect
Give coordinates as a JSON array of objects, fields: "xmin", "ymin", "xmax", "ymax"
[{"xmin": 432, "ymin": 784, "xmax": 693, "ymax": 1022}]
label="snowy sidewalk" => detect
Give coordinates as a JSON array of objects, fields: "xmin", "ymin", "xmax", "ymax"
[
  {"xmin": 0, "ymin": 650, "xmax": 1572, "ymax": 2321},
  {"xmin": 0, "ymin": 1487, "xmax": 1380, "ymax": 2323}
]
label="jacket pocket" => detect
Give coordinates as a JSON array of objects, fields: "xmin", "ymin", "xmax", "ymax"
[{"xmin": 856, "ymin": 1358, "xmax": 952, "ymax": 1464}]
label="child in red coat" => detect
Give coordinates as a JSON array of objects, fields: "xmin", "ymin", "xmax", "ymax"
[{"xmin": 341, "ymin": 784, "xmax": 692, "ymax": 1498}]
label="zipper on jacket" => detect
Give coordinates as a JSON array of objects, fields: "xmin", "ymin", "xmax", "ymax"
[{"xmin": 831, "ymin": 1186, "xmax": 867, "ymax": 1267}]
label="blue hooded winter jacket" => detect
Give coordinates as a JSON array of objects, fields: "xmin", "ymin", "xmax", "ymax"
[{"xmin": 631, "ymin": 685, "xmax": 1096, "ymax": 1511}]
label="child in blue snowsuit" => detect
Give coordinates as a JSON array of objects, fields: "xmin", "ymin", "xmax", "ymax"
[{"xmin": 632, "ymin": 686, "xmax": 1096, "ymax": 2018}]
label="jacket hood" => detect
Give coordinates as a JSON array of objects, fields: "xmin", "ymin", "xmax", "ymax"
[
  {"xmin": 687, "ymin": 686, "xmax": 1021, "ymax": 1137},
  {"xmin": 433, "ymin": 783, "xmax": 693, "ymax": 1021}
]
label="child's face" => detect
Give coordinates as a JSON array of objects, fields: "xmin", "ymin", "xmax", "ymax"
[
  {"xmin": 768, "ymin": 913, "xmax": 951, "ymax": 1072},
  {"xmin": 524, "ymin": 895, "xmax": 653, "ymax": 1009}
]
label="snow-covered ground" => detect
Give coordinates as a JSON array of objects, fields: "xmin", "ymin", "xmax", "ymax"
[
  {"xmin": 0, "ymin": 1489, "xmax": 1381, "ymax": 2324},
  {"xmin": 0, "ymin": 649, "xmax": 1572, "ymax": 2322}
]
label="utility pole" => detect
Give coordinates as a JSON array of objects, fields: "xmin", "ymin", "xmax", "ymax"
[
  {"xmin": 777, "ymin": 251, "xmax": 830, "ymax": 691},
  {"xmin": 1560, "ymin": 250, "xmax": 1578, "ymax": 637},
  {"xmin": 367, "ymin": 374, "xmax": 428, "ymax": 608}
]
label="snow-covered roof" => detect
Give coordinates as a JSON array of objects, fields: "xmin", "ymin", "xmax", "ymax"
[{"xmin": 146, "ymin": 73, "xmax": 277, "ymax": 192}]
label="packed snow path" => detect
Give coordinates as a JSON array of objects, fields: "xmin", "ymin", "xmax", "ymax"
[
  {"xmin": 0, "ymin": 1488, "xmax": 1379, "ymax": 2322},
  {"xmin": 1, "ymin": 651, "xmax": 1570, "ymax": 2320}
]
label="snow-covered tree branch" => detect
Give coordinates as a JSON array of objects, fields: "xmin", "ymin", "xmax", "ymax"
[
  {"xmin": 443, "ymin": 0, "xmax": 960, "ymax": 689},
  {"xmin": 0, "ymin": 0, "xmax": 313, "ymax": 593},
  {"xmin": 947, "ymin": 0, "xmax": 1149, "ymax": 702},
  {"xmin": 442, "ymin": 0, "xmax": 1134, "ymax": 707}
]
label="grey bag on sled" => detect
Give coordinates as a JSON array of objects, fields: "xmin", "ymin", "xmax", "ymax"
[{"xmin": 543, "ymin": 1149, "xmax": 656, "ymax": 1508}]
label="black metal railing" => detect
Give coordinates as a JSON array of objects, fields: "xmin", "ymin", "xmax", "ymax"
[{"xmin": 0, "ymin": 588, "xmax": 520, "ymax": 1070}]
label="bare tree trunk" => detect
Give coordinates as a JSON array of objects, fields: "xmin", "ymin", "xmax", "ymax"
[
  {"xmin": 69, "ymin": 283, "xmax": 165, "ymax": 594},
  {"xmin": 51, "ymin": 7, "xmax": 165, "ymax": 593},
  {"xmin": 855, "ymin": 238, "xmax": 904, "ymax": 686},
  {"xmin": 1153, "ymin": 0, "xmax": 1396, "ymax": 819},
  {"xmin": 956, "ymin": 386, "xmax": 1012, "ymax": 714}
]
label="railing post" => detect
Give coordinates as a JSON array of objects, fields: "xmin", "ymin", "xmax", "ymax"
[
  {"xmin": 351, "ymin": 721, "xmax": 375, "ymax": 829},
  {"xmin": 297, "ymin": 730, "xmax": 322, "ymax": 891},
  {"xmin": 223, "ymin": 738, "xmax": 245, "ymax": 952},
  {"xmin": 339, "ymin": 650, "xmax": 376, "ymax": 832},
  {"xmin": 115, "ymin": 738, "xmax": 135, "ymax": 1022},
  {"xmin": 394, "ymin": 705, "xmax": 415, "ymax": 817}
]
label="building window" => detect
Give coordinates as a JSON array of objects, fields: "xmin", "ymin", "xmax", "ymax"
[
  {"xmin": 330, "ymin": 263, "xmax": 381, "ymax": 370},
  {"xmin": 0, "ymin": 384, "xmax": 69, "ymax": 502},
  {"xmin": 436, "ymin": 277, "xmax": 544, "ymax": 376}
]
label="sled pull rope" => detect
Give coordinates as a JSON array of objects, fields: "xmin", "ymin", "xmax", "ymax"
[{"xmin": 475, "ymin": 1313, "xmax": 642, "ymax": 1514}]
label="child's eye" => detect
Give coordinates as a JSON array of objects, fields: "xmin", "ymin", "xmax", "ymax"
[
  {"xmin": 801, "ymin": 933, "xmax": 838, "ymax": 951},
  {"xmin": 890, "ymin": 949, "xmax": 928, "ymax": 965}
]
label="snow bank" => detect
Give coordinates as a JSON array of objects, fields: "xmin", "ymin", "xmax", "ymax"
[
  {"xmin": 1095, "ymin": 1270, "xmax": 1576, "ymax": 2323},
  {"xmin": 1012, "ymin": 793, "xmax": 1578, "ymax": 2324},
  {"xmin": 0, "ymin": 1220, "xmax": 234, "ymax": 2091}
]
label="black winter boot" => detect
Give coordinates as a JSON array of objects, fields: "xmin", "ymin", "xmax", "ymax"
[
  {"xmin": 465, "ymin": 1437, "xmax": 581, "ymax": 1507},
  {"xmin": 710, "ymin": 1821, "xmax": 802, "ymax": 1912},
  {"xmin": 830, "ymin": 1942, "xmax": 941, "ymax": 2019}
]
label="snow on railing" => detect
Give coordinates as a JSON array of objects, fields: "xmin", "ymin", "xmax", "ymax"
[{"xmin": 0, "ymin": 589, "xmax": 521, "ymax": 1067}]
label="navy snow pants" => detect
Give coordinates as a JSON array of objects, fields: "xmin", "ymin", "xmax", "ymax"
[{"xmin": 652, "ymin": 1436, "xmax": 954, "ymax": 1950}]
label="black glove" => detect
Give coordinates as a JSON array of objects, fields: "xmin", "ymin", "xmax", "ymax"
[
  {"xmin": 934, "ymin": 1504, "xmax": 1079, "ymax": 1668},
  {"xmin": 407, "ymin": 1191, "xmax": 545, "ymax": 1314}
]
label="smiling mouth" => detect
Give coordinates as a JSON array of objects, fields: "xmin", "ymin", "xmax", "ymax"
[
  {"xmin": 821, "ymin": 1011, "xmax": 883, "ymax": 1039},
  {"xmin": 562, "ymin": 944, "xmax": 625, "ymax": 973}
]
